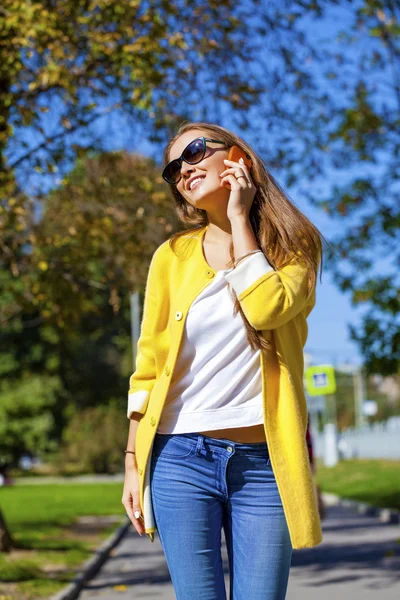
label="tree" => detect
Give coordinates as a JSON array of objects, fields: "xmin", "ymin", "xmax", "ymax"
[
  {"xmin": 30, "ymin": 150, "xmax": 178, "ymax": 324},
  {"xmin": 1, "ymin": 0, "xmax": 320, "ymax": 184},
  {"xmin": 297, "ymin": 1, "xmax": 400, "ymax": 375},
  {"xmin": 60, "ymin": 400, "xmax": 130, "ymax": 474},
  {"xmin": 1, "ymin": 151, "xmax": 177, "ymax": 438},
  {"xmin": 1, "ymin": 0, "xmax": 325, "ymax": 272},
  {"xmin": 0, "ymin": 375, "xmax": 60, "ymax": 467}
]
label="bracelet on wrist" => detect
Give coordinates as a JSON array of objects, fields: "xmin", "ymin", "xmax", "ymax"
[
  {"xmin": 125, "ymin": 450, "xmax": 136, "ymax": 455},
  {"xmin": 234, "ymin": 249, "xmax": 262, "ymax": 268}
]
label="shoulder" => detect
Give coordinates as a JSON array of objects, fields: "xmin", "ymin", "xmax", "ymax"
[{"xmin": 152, "ymin": 225, "xmax": 206, "ymax": 265}]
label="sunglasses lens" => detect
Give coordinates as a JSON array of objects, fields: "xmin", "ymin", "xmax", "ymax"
[
  {"xmin": 183, "ymin": 138, "xmax": 205, "ymax": 164},
  {"xmin": 163, "ymin": 160, "xmax": 181, "ymax": 183}
]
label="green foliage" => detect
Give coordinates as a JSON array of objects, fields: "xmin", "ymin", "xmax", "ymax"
[
  {"xmin": 3, "ymin": 0, "xmax": 285, "ymax": 349},
  {"xmin": 0, "ymin": 375, "xmax": 61, "ymax": 466},
  {"xmin": 332, "ymin": 371, "xmax": 400, "ymax": 431},
  {"xmin": 0, "ymin": 151, "xmax": 178, "ymax": 468},
  {"xmin": 0, "ymin": 558, "xmax": 41, "ymax": 582},
  {"xmin": 31, "ymin": 150, "xmax": 179, "ymax": 325},
  {"xmin": 58, "ymin": 400, "xmax": 128, "ymax": 474},
  {"xmin": 0, "ymin": 0, "xmax": 277, "ymax": 183}
]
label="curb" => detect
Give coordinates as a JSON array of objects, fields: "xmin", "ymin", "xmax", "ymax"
[
  {"xmin": 49, "ymin": 517, "xmax": 131, "ymax": 600},
  {"xmin": 321, "ymin": 492, "xmax": 400, "ymax": 524}
]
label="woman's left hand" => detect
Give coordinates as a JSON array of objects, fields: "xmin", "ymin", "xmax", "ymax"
[{"xmin": 219, "ymin": 157, "xmax": 256, "ymax": 221}]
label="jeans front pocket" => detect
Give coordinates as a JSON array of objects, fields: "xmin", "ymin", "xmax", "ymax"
[
  {"xmin": 250, "ymin": 455, "xmax": 271, "ymax": 467},
  {"xmin": 152, "ymin": 433, "xmax": 196, "ymax": 459},
  {"xmin": 243, "ymin": 446, "xmax": 271, "ymax": 467}
]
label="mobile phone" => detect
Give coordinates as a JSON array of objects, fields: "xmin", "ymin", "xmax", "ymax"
[
  {"xmin": 227, "ymin": 145, "xmax": 252, "ymax": 169},
  {"xmin": 225, "ymin": 146, "xmax": 252, "ymax": 189}
]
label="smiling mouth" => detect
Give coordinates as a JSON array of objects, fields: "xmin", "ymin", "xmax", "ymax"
[{"xmin": 189, "ymin": 176, "xmax": 206, "ymax": 191}]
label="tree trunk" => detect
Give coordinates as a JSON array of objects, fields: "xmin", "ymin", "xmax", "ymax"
[{"xmin": 0, "ymin": 508, "xmax": 14, "ymax": 552}]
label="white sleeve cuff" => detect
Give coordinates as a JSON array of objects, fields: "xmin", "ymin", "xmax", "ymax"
[
  {"xmin": 223, "ymin": 252, "xmax": 274, "ymax": 296},
  {"xmin": 127, "ymin": 390, "xmax": 150, "ymax": 419}
]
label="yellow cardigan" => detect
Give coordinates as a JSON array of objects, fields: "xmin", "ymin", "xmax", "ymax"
[{"xmin": 128, "ymin": 225, "xmax": 323, "ymax": 549}]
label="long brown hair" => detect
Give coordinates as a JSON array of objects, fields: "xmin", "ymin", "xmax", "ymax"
[{"xmin": 163, "ymin": 121, "xmax": 326, "ymax": 354}]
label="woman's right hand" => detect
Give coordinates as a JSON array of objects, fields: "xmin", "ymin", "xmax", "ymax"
[{"xmin": 121, "ymin": 467, "xmax": 145, "ymax": 537}]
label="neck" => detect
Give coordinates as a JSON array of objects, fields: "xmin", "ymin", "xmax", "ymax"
[{"xmin": 205, "ymin": 218, "xmax": 232, "ymax": 245}]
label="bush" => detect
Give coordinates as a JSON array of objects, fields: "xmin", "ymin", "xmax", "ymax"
[
  {"xmin": 0, "ymin": 375, "xmax": 61, "ymax": 468},
  {"xmin": 58, "ymin": 399, "xmax": 128, "ymax": 474}
]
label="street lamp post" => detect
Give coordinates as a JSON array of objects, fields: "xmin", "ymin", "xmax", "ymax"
[{"xmin": 130, "ymin": 291, "xmax": 140, "ymax": 370}]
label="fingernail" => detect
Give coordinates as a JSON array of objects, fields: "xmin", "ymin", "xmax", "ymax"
[
  {"xmin": 134, "ymin": 510, "xmax": 141, "ymax": 518},
  {"xmin": 239, "ymin": 157, "xmax": 244, "ymax": 163}
]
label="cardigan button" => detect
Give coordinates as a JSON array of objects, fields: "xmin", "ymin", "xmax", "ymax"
[
  {"xmin": 175, "ymin": 311, "xmax": 183, "ymax": 320},
  {"xmin": 138, "ymin": 467, "xmax": 143, "ymax": 475},
  {"xmin": 164, "ymin": 366, "xmax": 170, "ymax": 376},
  {"xmin": 205, "ymin": 270, "xmax": 215, "ymax": 278},
  {"xmin": 150, "ymin": 416, "xmax": 156, "ymax": 426}
]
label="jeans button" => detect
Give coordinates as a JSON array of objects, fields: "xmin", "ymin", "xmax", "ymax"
[{"xmin": 227, "ymin": 446, "xmax": 233, "ymax": 453}]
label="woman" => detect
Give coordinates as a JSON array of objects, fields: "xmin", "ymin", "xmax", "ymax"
[{"xmin": 122, "ymin": 122, "xmax": 325, "ymax": 599}]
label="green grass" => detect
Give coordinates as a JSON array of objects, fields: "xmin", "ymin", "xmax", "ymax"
[
  {"xmin": 316, "ymin": 458, "xmax": 400, "ymax": 510},
  {"xmin": 0, "ymin": 483, "xmax": 126, "ymax": 599}
]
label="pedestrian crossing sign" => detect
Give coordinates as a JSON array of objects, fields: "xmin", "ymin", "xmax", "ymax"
[{"xmin": 304, "ymin": 364, "xmax": 336, "ymax": 396}]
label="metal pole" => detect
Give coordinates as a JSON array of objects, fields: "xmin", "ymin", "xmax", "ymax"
[
  {"xmin": 331, "ymin": 392, "xmax": 338, "ymax": 430},
  {"xmin": 324, "ymin": 422, "xmax": 339, "ymax": 466},
  {"xmin": 322, "ymin": 395, "xmax": 326, "ymax": 425},
  {"xmin": 130, "ymin": 291, "xmax": 141, "ymax": 370},
  {"xmin": 353, "ymin": 366, "xmax": 366, "ymax": 429}
]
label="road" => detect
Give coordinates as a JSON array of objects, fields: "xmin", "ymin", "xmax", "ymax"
[{"xmin": 79, "ymin": 503, "xmax": 400, "ymax": 599}]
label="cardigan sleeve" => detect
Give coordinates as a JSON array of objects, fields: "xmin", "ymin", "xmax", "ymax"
[
  {"xmin": 223, "ymin": 252, "xmax": 314, "ymax": 330},
  {"xmin": 127, "ymin": 250, "xmax": 159, "ymax": 419}
]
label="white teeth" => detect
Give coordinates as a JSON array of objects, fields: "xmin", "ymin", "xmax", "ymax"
[{"xmin": 189, "ymin": 176, "xmax": 205, "ymax": 190}]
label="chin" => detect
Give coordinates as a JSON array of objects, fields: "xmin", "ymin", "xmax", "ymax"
[{"xmin": 190, "ymin": 185, "xmax": 224, "ymax": 204}]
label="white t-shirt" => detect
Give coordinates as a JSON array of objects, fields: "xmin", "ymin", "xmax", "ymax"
[{"xmin": 157, "ymin": 266, "xmax": 264, "ymax": 434}]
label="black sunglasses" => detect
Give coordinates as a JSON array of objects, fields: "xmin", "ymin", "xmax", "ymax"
[{"xmin": 162, "ymin": 137, "xmax": 227, "ymax": 184}]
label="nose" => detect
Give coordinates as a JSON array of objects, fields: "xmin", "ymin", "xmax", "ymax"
[{"xmin": 180, "ymin": 162, "xmax": 196, "ymax": 184}]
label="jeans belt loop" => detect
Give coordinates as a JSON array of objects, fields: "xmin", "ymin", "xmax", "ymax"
[{"xmin": 196, "ymin": 434, "xmax": 207, "ymax": 456}]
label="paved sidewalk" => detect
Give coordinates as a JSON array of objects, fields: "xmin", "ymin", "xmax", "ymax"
[
  {"xmin": 79, "ymin": 504, "xmax": 400, "ymax": 599},
  {"xmin": 287, "ymin": 505, "xmax": 400, "ymax": 599}
]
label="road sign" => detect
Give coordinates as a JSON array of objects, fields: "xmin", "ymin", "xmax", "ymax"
[{"xmin": 305, "ymin": 364, "xmax": 336, "ymax": 396}]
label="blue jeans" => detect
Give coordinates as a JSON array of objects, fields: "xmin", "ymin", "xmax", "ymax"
[{"xmin": 150, "ymin": 431, "xmax": 292, "ymax": 599}]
